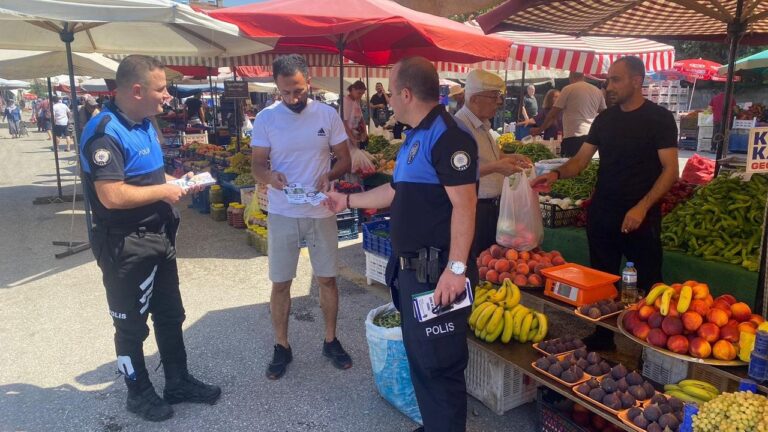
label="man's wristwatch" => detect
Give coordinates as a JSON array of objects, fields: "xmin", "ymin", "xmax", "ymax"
[{"xmin": 447, "ymin": 261, "xmax": 467, "ymax": 276}]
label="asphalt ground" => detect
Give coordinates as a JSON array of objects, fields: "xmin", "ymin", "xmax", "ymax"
[{"xmin": 0, "ymin": 120, "xmax": 543, "ymax": 432}]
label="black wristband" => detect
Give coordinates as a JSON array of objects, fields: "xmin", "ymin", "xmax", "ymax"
[{"xmin": 346, "ymin": 194, "xmax": 352, "ymax": 210}]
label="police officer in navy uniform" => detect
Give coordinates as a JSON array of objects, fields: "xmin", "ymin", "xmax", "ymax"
[
  {"xmin": 80, "ymin": 55, "xmax": 220, "ymax": 422},
  {"xmin": 325, "ymin": 57, "xmax": 478, "ymax": 432}
]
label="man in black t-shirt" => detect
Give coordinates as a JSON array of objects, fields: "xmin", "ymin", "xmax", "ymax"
[
  {"xmin": 370, "ymin": 82, "xmax": 390, "ymax": 127},
  {"xmin": 184, "ymin": 93, "xmax": 205, "ymax": 125},
  {"xmin": 532, "ymin": 57, "xmax": 678, "ymax": 347}
]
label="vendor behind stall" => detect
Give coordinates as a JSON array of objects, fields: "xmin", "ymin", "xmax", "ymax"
[{"xmin": 185, "ymin": 92, "xmax": 206, "ymax": 126}]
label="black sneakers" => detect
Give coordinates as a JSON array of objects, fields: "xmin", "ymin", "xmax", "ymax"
[
  {"xmin": 266, "ymin": 344, "xmax": 293, "ymax": 380},
  {"xmin": 163, "ymin": 372, "xmax": 222, "ymax": 405},
  {"xmin": 126, "ymin": 386, "xmax": 174, "ymax": 422},
  {"xmin": 322, "ymin": 338, "xmax": 353, "ymax": 370}
]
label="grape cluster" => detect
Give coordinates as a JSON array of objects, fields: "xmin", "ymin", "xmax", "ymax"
[{"xmin": 693, "ymin": 391, "xmax": 768, "ymax": 432}]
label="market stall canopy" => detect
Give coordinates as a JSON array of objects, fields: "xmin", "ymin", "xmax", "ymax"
[
  {"xmin": 476, "ymin": 0, "xmax": 768, "ymax": 44},
  {"xmin": 0, "ymin": 78, "xmax": 30, "ymax": 89},
  {"xmin": 464, "ymin": 21, "xmax": 675, "ymax": 74},
  {"xmin": 0, "ymin": 50, "xmax": 183, "ymax": 80},
  {"xmin": 391, "ymin": 0, "xmax": 501, "ymax": 17},
  {"xmin": 0, "ymin": 0, "xmax": 277, "ymax": 60},
  {"xmin": 718, "ymin": 49, "xmax": 768, "ymax": 74},
  {"xmin": 673, "ymin": 58, "xmax": 735, "ymax": 82},
  {"xmin": 207, "ymin": 0, "xmax": 511, "ymax": 66}
]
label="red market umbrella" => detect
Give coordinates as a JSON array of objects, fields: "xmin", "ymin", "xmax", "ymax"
[{"xmin": 673, "ymin": 59, "xmax": 728, "ymax": 81}]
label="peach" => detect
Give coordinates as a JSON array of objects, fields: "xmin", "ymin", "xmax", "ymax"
[
  {"xmin": 716, "ymin": 294, "xmax": 737, "ymax": 305},
  {"xmin": 690, "ymin": 299, "xmax": 710, "ymax": 316},
  {"xmin": 727, "ymin": 319, "xmax": 739, "ymax": 327},
  {"xmin": 671, "ymin": 284, "xmax": 682, "ymax": 296},
  {"xmin": 712, "ymin": 340, "xmax": 737, "ymax": 361},
  {"xmin": 661, "ymin": 316, "xmax": 684, "ymax": 336},
  {"xmin": 552, "ymin": 256, "xmax": 566, "ymax": 266},
  {"xmin": 692, "ymin": 283, "xmax": 710, "ymax": 300},
  {"xmin": 513, "ymin": 274, "xmax": 528, "ymax": 287},
  {"xmin": 648, "ymin": 311, "xmax": 664, "ymax": 329},
  {"xmin": 697, "ymin": 322, "xmax": 720, "ymax": 343},
  {"xmin": 504, "ymin": 249, "xmax": 518, "ymax": 261},
  {"xmin": 647, "ymin": 328, "xmax": 668, "ymax": 348},
  {"xmin": 667, "ymin": 335, "xmax": 690, "ymax": 355},
  {"xmin": 707, "ymin": 308, "xmax": 730, "ymax": 327},
  {"xmin": 667, "ymin": 301, "xmax": 680, "ymax": 318},
  {"xmin": 713, "ymin": 300, "xmax": 733, "ymax": 315},
  {"xmin": 516, "ymin": 263, "xmax": 530, "ymax": 275},
  {"xmin": 682, "ymin": 280, "xmax": 699, "ymax": 288},
  {"xmin": 498, "ymin": 272, "xmax": 513, "ymax": 284},
  {"xmin": 531, "ymin": 253, "xmax": 542, "ymax": 261},
  {"xmin": 719, "ymin": 324, "xmax": 741, "ymax": 343},
  {"xmin": 654, "ymin": 297, "xmax": 663, "ymax": 308},
  {"xmin": 494, "ymin": 259, "xmax": 511, "ymax": 273},
  {"xmin": 638, "ymin": 305, "xmax": 656, "ymax": 321},
  {"xmin": 689, "ymin": 337, "xmax": 712, "ymax": 358},
  {"xmin": 519, "ymin": 251, "xmax": 530, "ymax": 261},
  {"xmin": 533, "ymin": 264, "xmax": 546, "ymax": 275},
  {"xmin": 749, "ymin": 314, "xmax": 765, "ymax": 326},
  {"xmin": 738, "ymin": 321, "xmax": 757, "ymax": 335},
  {"xmin": 489, "ymin": 244, "xmax": 503, "ymax": 259},
  {"xmin": 480, "ymin": 254, "xmax": 492, "ymax": 267},
  {"xmin": 478, "ymin": 267, "xmax": 489, "ymax": 280},
  {"xmin": 623, "ymin": 310, "xmax": 641, "ymax": 332},
  {"xmin": 485, "ymin": 269, "xmax": 499, "ymax": 284},
  {"xmin": 730, "ymin": 302, "xmax": 752, "ymax": 322},
  {"xmin": 703, "ymin": 294, "xmax": 714, "ymax": 307},
  {"xmin": 527, "ymin": 260, "xmax": 538, "ymax": 270},
  {"xmin": 682, "ymin": 311, "xmax": 704, "ymax": 332},
  {"xmin": 632, "ymin": 322, "xmax": 651, "ymax": 340},
  {"xmin": 527, "ymin": 274, "xmax": 543, "ymax": 287}
]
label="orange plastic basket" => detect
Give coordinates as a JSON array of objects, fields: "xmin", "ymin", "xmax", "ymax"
[{"xmin": 542, "ymin": 263, "xmax": 619, "ymax": 307}]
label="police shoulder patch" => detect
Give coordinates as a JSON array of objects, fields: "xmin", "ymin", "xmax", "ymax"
[
  {"xmin": 450, "ymin": 151, "xmax": 470, "ymax": 171},
  {"xmin": 93, "ymin": 149, "xmax": 111, "ymax": 166},
  {"xmin": 407, "ymin": 140, "xmax": 420, "ymax": 164}
]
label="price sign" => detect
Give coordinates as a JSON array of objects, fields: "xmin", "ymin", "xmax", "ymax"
[
  {"xmin": 223, "ymin": 81, "xmax": 249, "ymax": 99},
  {"xmin": 746, "ymin": 127, "xmax": 768, "ymax": 173}
]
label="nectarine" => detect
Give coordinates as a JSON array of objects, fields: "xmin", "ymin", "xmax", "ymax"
[
  {"xmin": 712, "ymin": 339, "xmax": 737, "ymax": 361},
  {"xmin": 667, "ymin": 335, "xmax": 689, "ymax": 355},
  {"xmin": 682, "ymin": 311, "xmax": 703, "ymax": 332},
  {"xmin": 706, "ymin": 308, "xmax": 730, "ymax": 327},
  {"xmin": 730, "ymin": 302, "xmax": 752, "ymax": 322},
  {"xmin": 689, "ymin": 337, "xmax": 712, "ymax": 358},
  {"xmin": 697, "ymin": 322, "xmax": 720, "ymax": 343}
]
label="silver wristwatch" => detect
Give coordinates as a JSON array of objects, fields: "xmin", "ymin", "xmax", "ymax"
[{"xmin": 447, "ymin": 260, "xmax": 467, "ymax": 275}]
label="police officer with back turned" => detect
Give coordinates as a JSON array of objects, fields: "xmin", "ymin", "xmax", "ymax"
[
  {"xmin": 80, "ymin": 55, "xmax": 220, "ymax": 422},
  {"xmin": 325, "ymin": 56, "xmax": 478, "ymax": 432}
]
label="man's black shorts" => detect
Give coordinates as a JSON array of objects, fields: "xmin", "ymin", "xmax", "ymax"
[{"xmin": 53, "ymin": 124, "xmax": 68, "ymax": 137}]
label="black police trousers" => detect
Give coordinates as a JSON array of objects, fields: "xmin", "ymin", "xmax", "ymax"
[
  {"xmin": 586, "ymin": 203, "xmax": 663, "ymax": 294},
  {"xmin": 392, "ymin": 269, "xmax": 471, "ymax": 432},
  {"xmin": 92, "ymin": 224, "xmax": 187, "ymax": 390}
]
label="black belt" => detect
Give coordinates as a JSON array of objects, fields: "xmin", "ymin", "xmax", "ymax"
[
  {"xmin": 96, "ymin": 222, "xmax": 167, "ymax": 236},
  {"xmin": 478, "ymin": 197, "xmax": 500, "ymax": 206}
]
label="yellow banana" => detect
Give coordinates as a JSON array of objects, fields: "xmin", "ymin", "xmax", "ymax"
[
  {"xmin": 479, "ymin": 329, "xmax": 488, "ymax": 340},
  {"xmin": 678, "ymin": 385, "xmax": 716, "ymax": 402},
  {"xmin": 518, "ymin": 312, "xmax": 534, "ymax": 343},
  {"xmin": 485, "ymin": 316, "xmax": 505, "ymax": 343},
  {"xmin": 664, "ymin": 384, "xmax": 681, "ymax": 392},
  {"xmin": 664, "ymin": 390, "xmax": 706, "ymax": 405},
  {"xmin": 505, "ymin": 282, "xmax": 521, "ymax": 309},
  {"xmin": 475, "ymin": 288, "xmax": 488, "ymax": 300},
  {"xmin": 531, "ymin": 315, "xmax": 539, "ymax": 330},
  {"xmin": 511, "ymin": 306, "xmax": 530, "ymax": 339},
  {"xmin": 659, "ymin": 287, "xmax": 674, "ymax": 316},
  {"xmin": 531, "ymin": 312, "xmax": 548, "ymax": 343},
  {"xmin": 527, "ymin": 327, "xmax": 537, "ymax": 341},
  {"xmin": 468, "ymin": 302, "xmax": 494, "ymax": 328},
  {"xmin": 474, "ymin": 325, "xmax": 482, "ymax": 338},
  {"xmin": 678, "ymin": 380, "xmax": 720, "ymax": 396},
  {"xmin": 500, "ymin": 310, "xmax": 515, "ymax": 343},
  {"xmin": 473, "ymin": 290, "xmax": 493, "ymax": 306},
  {"xmin": 486, "ymin": 306, "xmax": 505, "ymax": 333},
  {"xmin": 645, "ymin": 284, "xmax": 670, "ymax": 304},
  {"xmin": 677, "ymin": 285, "xmax": 692, "ymax": 314},
  {"xmin": 489, "ymin": 285, "xmax": 507, "ymax": 303},
  {"xmin": 476, "ymin": 304, "xmax": 498, "ymax": 330}
]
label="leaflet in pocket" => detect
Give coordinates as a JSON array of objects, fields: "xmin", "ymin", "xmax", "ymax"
[{"xmin": 411, "ymin": 278, "xmax": 473, "ymax": 323}]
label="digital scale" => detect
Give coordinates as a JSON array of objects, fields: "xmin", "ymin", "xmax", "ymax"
[{"xmin": 542, "ymin": 263, "xmax": 619, "ymax": 307}]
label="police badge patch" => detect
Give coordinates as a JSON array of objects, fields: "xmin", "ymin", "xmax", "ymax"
[
  {"xmin": 93, "ymin": 149, "xmax": 111, "ymax": 166},
  {"xmin": 450, "ymin": 151, "xmax": 470, "ymax": 171},
  {"xmin": 407, "ymin": 141, "xmax": 420, "ymax": 164}
]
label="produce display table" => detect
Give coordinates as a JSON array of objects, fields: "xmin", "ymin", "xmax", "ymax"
[{"xmin": 541, "ymin": 227, "xmax": 759, "ymax": 308}]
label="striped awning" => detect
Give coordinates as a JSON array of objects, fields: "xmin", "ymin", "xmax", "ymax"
[
  {"xmin": 107, "ymin": 52, "xmax": 342, "ymax": 68},
  {"xmin": 477, "ymin": 0, "xmax": 768, "ymax": 44},
  {"xmin": 465, "ymin": 21, "xmax": 675, "ymax": 74}
]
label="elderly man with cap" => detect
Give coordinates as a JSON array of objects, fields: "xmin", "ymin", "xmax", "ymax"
[
  {"xmin": 454, "ymin": 70, "xmax": 531, "ymax": 264},
  {"xmin": 76, "ymin": 95, "xmax": 101, "ymax": 139},
  {"xmin": 447, "ymin": 84, "xmax": 464, "ymax": 114}
]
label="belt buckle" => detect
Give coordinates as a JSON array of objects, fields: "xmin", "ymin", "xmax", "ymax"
[{"xmin": 399, "ymin": 256, "xmax": 409, "ymax": 270}]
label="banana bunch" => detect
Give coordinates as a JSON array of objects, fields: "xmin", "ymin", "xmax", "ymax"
[
  {"xmin": 663, "ymin": 379, "xmax": 720, "ymax": 404},
  {"xmin": 644, "ymin": 283, "xmax": 693, "ymax": 315},
  {"xmin": 468, "ymin": 279, "xmax": 547, "ymax": 344}
]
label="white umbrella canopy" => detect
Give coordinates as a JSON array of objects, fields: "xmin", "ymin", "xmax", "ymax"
[
  {"xmin": 0, "ymin": 0, "xmax": 276, "ymax": 59},
  {"xmin": 0, "ymin": 78, "xmax": 30, "ymax": 89},
  {"xmin": 0, "ymin": 50, "xmax": 183, "ymax": 80}
]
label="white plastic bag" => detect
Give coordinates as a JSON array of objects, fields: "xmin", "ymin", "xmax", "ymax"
[
  {"xmin": 365, "ymin": 304, "xmax": 423, "ymax": 425},
  {"xmin": 496, "ymin": 171, "xmax": 543, "ymax": 251}
]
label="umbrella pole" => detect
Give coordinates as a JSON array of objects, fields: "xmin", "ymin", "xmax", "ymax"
[
  {"xmin": 714, "ymin": 0, "xmax": 746, "ymax": 175},
  {"xmin": 504, "ymin": 67, "xmax": 509, "ymax": 131},
  {"xmin": 209, "ymin": 72, "xmax": 217, "ymax": 128},
  {"xmin": 517, "ymin": 63, "xmax": 527, "ymax": 126},
  {"xmin": 53, "ymin": 23, "xmax": 92, "ymax": 258},
  {"xmin": 48, "ymin": 77, "xmax": 63, "ymax": 200},
  {"xmin": 365, "ymin": 66, "xmax": 371, "ymax": 129},
  {"xmin": 688, "ymin": 78, "xmax": 696, "ymax": 112},
  {"xmin": 337, "ymin": 37, "xmax": 345, "ymax": 120}
]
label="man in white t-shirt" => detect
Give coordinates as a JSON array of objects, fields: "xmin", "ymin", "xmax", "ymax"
[
  {"xmin": 250, "ymin": 54, "xmax": 352, "ymax": 380},
  {"xmin": 52, "ymin": 96, "xmax": 73, "ymax": 151},
  {"xmin": 532, "ymin": 71, "xmax": 606, "ymax": 156}
]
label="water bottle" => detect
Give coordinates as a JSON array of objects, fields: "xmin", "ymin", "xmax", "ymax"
[{"xmin": 621, "ymin": 262, "xmax": 638, "ymax": 304}]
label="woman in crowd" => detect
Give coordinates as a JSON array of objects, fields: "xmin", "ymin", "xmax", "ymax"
[
  {"xmin": 342, "ymin": 80, "xmax": 368, "ymax": 149},
  {"xmin": 3, "ymin": 100, "xmax": 22, "ymax": 138},
  {"xmin": 522, "ymin": 89, "xmax": 563, "ymax": 140}
]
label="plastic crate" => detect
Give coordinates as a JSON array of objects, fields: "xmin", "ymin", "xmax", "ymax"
[
  {"xmin": 362, "ymin": 219, "xmax": 392, "ymax": 257},
  {"xmin": 336, "ymin": 207, "xmax": 359, "ymax": 222},
  {"xmin": 190, "ymin": 186, "xmax": 211, "ymax": 214},
  {"xmin": 688, "ymin": 363, "xmax": 739, "ymax": 393},
  {"xmin": 728, "ymin": 131, "xmax": 749, "ymax": 153},
  {"xmin": 465, "ymin": 340, "xmax": 538, "ymax": 415},
  {"xmin": 537, "ymin": 387, "xmax": 589, "ymax": 432},
  {"xmin": 220, "ymin": 180, "xmax": 247, "ymax": 205},
  {"xmin": 732, "ymin": 117, "xmax": 757, "ymax": 130},
  {"xmin": 540, "ymin": 202, "xmax": 583, "ymax": 228},
  {"xmin": 679, "ymin": 138, "xmax": 698, "ymax": 151},
  {"xmin": 337, "ymin": 217, "xmax": 359, "ymax": 239},
  {"xmin": 641, "ymin": 347, "xmax": 689, "ymax": 385},
  {"xmin": 365, "ymin": 251, "xmax": 388, "ymax": 285}
]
